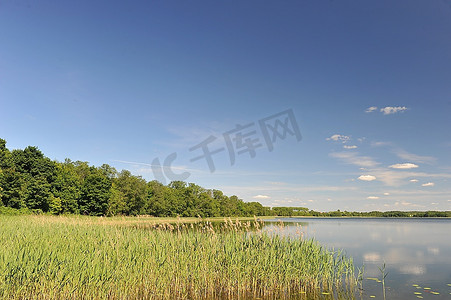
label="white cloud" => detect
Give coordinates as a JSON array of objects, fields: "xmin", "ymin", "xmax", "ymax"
[
  {"xmin": 422, "ymin": 182, "xmax": 435, "ymax": 187},
  {"xmin": 253, "ymin": 195, "xmax": 270, "ymax": 199},
  {"xmin": 326, "ymin": 134, "xmax": 350, "ymax": 143},
  {"xmin": 380, "ymin": 106, "xmax": 408, "ymax": 115},
  {"xmin": 384, "ymin": 192, "xmax": 390, "ymax": 196},
  {"xmin": 330, "ymin": 152, "xmax": 380, "ymax": 168},
  {"xmin": 367, "ymin": 196, "xmax": 380, "ymax": 200},
  {"xmin": 343, "ymin": 145, "xmax": 357, "ymax": 149},
  {"xmin": 410, "ymin": 179, "xmax": 419, "ymax": 182},
  {"xmin": 389, "ymin": 163, "xmax": 419, "ymax": 169},
  {"xmin": 365, "ymin": 106, "xmax": 378, "ymax": 113},
  {"xmin": 358, "ymin": 175, "xmax": 377, "ymax": 181}
]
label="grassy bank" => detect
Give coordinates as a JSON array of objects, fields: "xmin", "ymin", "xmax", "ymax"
[{"xmin": 0, "ymin": 215, "xmax": 357, "ymax": 299}]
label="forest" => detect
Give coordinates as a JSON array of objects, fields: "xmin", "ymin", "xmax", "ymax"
[
  {"xmin": 0, "ymin": 138, "xmax": 279, "ymax": 216},
  {"xmin": 1, "ymin": 138, "xmax": 449, "ymax": 218}
]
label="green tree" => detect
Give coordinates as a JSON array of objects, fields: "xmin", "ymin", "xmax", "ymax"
[
  {"xmin": 99, "ymin": 164, "xmax": 117, "ymax": 179},
  {"xmin": 24, "ymin": 175, "xmax": 52, "ymax": 211},
  {"xmin": 53, "ymin": 159, "xmax": 83, "ymax": 214},
  {"xmin": 79, "ymin": 169, "xmax": 111, "ymax": 216},
  {"xmin": 0, "ymin": 168, "xmax": 27, "ymax": 208},
  {"xmin": 181, "ymin": 183, "xmax": 204, "ymax": 217},
  {"xmin": 0, "ymin": 138, "xmax": 12, "ymax": 169},
  {"xmin": 108, "ymin": 182, "xmax": 126, "ymax": 216},
  {"xmin": 145, "ymin": 180, "xmax": 167, "ymax": 216},
  {"xmin": 8, "ymin": 146, "xmax": 57, "ymax": 211},
  {"xmin": 110, "ymin": 170, "xmax": 147, "ymax": 215},
  {"xmin": 198, "ymin": 191, "xmax": 220, "ymax": 217},
  {"xmin": 48, "ymin": 195, "xmax": 62, "ymax": 214}
]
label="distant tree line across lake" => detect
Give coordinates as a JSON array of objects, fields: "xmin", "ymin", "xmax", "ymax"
[{"xmin": 1, "ymin": 139, "xmax": 450, "ymax": 218}]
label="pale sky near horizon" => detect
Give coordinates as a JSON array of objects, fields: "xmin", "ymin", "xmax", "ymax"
[{"xmin": 1, "ymin": 0, "xmax": 450, "ymax": 211}]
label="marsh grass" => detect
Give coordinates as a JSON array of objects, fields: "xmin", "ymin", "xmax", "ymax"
[{"xmin": 0, "ymin": 215, "xmax": 357, "ymax": 299}]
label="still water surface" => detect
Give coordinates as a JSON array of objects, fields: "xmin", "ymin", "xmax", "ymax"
[{"xmin": 263, "ymin": 218, "xmax": 451, "ymax": 299}]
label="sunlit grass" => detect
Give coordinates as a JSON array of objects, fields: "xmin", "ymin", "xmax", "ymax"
[{"xmin": 0, "ymin": 215, "xmax": 357, "ymax": 299}]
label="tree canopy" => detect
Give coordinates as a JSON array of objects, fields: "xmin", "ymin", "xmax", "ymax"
[
  {"xmin": 1, "ymin": 139, "xmax": 449, "ymax": 218},
  {"xmin": 0, "ymin": 138, "xmax": 276, "ymax": 216}
]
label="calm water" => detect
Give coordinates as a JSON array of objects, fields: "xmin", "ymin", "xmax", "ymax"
[{"xmin": 263, "ymin": 218, "xmax": 451, "ymax": 299}]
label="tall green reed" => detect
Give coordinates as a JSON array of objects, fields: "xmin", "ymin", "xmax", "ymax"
[{"xmin": 0, "ymin": 215, "xmax": 358, "ymax": 299}]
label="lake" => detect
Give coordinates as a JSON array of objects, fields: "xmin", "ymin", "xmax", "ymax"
[{"xmin": 263, "ymin": 218, "xmax": 451, "ymax": 299}]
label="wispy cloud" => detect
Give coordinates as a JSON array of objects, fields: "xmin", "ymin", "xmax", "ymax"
[
  {"xmin": 218, "ymin": 184, "xmax": 358, "ymax": 195},
  {"xmin": 253, "ymin": 195, "xmax": 270, "ymax": 199},
  {"xmin": 392, "ymin": 201, "xmax": 425, "ymax": 209},
  {"xmin": 370, "ymin": 170, "xmax": 451, "ymax": 186},
  {"xmin": 370, "ymin": 142, "xmax": 435, "ymax": 164},
  {"xmin": 365, "ymin": 106, "xmax": 378, "ymax": 113},
  {"xmin": 422, "ymin": 182, "xmax": 435, "ymax": 187},
  {"xmin": 371, "ymin": 141, "xmax": 391, "ymax": 147},
  {"xmin": 358, "ymin": 175, "xmax": 377, "ymax": 181},
  {"xmin": 330, "ymin": 152, "xmax": 380, "ymax": 168},
  {"xmin": 367, "ymin": 196, "xmax": 380, "ymax": 200},
  {"xmin": 159, "ymin": 122, "xmax": 231, "ymax": 149},
  {"xmin": 112, "ymin": 159, "xmax": 203, "ymax": 173},
  {"xmin": 393, "ymin": 149, "xmax": 436, "ymax": 164},
  {"xmin": 389, "ymin": 163, "xmax": 419, "ymax": 169},
  {"xmin": 270, "ymin": 198, "xmax": 298, "ymax": 206},
  {"xmin": 343, "ymin": 145, "xmax": 357, "ymax": 149},
  {"xmin": 380, "ymin": 106, "xmax": 408, "ymax": 115},
  {"xmin": 378, "ymin": 189, "xmax": 449, "ymax": 196},
  {"xmin": 265, "ymin": 181, "xmax": 287, "ymax": 186}
]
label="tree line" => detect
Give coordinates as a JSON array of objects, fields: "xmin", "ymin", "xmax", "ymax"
[
  {"xmin": 0, "ymin": 139, "xmax": 286, "ymax": 216},
  {"xmin": 1, "ymin": 139, "xmax": 449, "ymax": 218}
]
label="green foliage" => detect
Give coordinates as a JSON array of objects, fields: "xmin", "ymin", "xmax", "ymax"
[
  {"xmin": 79, "ymin": 171, "xmax": 111, "ymax": 216},
  {"xmin": 52, "ymin": 160, "xmax": 82, "ymax": 214},
  {"xmin": 0, "ymin": 168, "xmax": 27, "ymax": 209},
  {"xmin": 0, "ymin": 138, "xmax": 12, "ymax": 170},
  {"xmin": 107, "ymin": 182, "xmax": 126, "ymax": 216},
  {"xmin": 0, "ymin": 206, "xmax": 32, "ymax": 215},
  {"xmin": 0, "ymin": 138, "xmax": 450, "ymax": 218},
  {"xmin": 0, "ymin": 215, "xmax": 357, "ymax": 299},
  {"xmin": 145, "ymin": 180, "xmax": 166, "ymax": 216},
  {"xmin": 48, "ymin": 195, "xmax": 62, "ymax": 215},
  {"xmin": 24, "ymin": 175, "xmax": 53, "ymax": 211},
  {"xmin": 112, "ymin": 170, "xmax": 147, "ymax": 215}
]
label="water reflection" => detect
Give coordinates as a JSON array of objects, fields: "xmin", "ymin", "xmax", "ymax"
[{"xmin": 263, "ymin": 218, "xmax": 451, "ymax": 299}]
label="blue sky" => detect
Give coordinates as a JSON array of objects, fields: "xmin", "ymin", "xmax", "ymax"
[{"xmin": 1, "ymin": 0, "xmax": 450, "ymax": 211}]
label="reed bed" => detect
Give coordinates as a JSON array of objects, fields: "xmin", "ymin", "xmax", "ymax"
[{"xmin": 0, "ymin": 215, "xmax": 357, "ymax": 299}]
